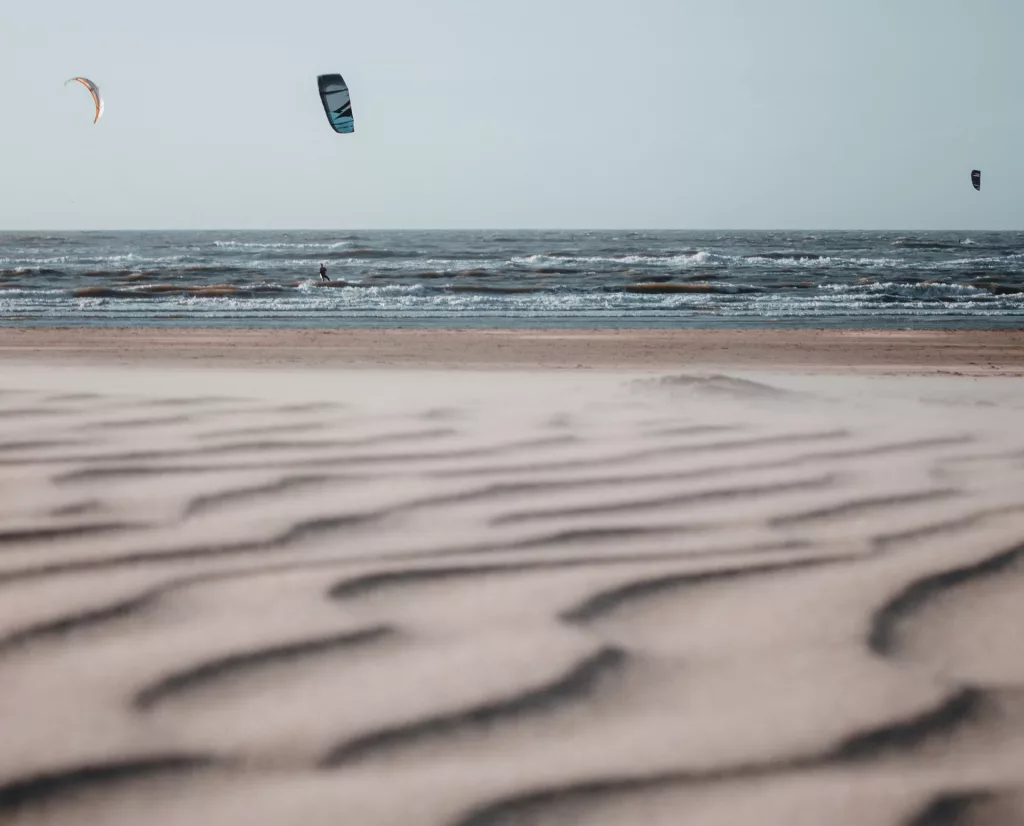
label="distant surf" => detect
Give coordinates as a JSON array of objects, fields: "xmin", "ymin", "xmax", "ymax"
[{"xmin": 1, "ymin": 230, "xmax": 1022, "ymax": 328}]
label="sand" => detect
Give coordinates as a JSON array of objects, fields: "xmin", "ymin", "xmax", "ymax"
[
  {"xmin": 0, "ymin": 328, "xmax": 1023, "ymax": 825},
  {"xmin": 0, "ymin": 327, "xmax": 1023, "ymax": 373}
]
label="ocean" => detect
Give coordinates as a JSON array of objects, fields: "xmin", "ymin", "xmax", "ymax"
[{"xmin": 1, "ymin": 230, "xmax": 1023, "ymax": 329}]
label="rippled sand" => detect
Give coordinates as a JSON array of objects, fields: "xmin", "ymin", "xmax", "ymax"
[{"xmin": 0, "ymin": 330, "xmax": 1023, "ymax": 825}]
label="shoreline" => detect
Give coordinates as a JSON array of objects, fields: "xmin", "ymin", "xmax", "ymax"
[{"xmin": 0, "ymin": 327, "xmax": 1022, "ymax": 374}]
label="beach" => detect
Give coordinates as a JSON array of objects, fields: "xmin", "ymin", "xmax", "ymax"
[
  {"xmin": 2, "ymin": 328, "xmax": 1024, "ymax": 372},
  {"xmin": 1, "ymin": 328, "xmax": 1024, "ymax": 824}
]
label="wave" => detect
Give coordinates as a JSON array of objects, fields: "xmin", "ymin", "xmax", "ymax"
[
  {"xmin": 322, "ymin": 248, "xmax": 406, "ymax": 260},
  {"xmin": 514, "ymin": 251, "xmax": 926, "ymax": 271},
  {"xmin": 745, "ymin": 252, "xmax": 828, "ymax": 261},
  {"xmin": 891, "ymin": 238, "xmax": 965, "ymax": 250},
  {"xmin": 211, "ymin": 240, "xmax": 356, "ymax": 251},
  {"xmin": 53, "ymin": 277, "xmax": 1024, "ymax": 304},
  {"xmin": 51, "ymin": 275, "xmax": 1024, "ymax": 300},
  {"xmin": 822, "ymin": 280, "xmax": 1013, "ymax": 301},
  {"xmin": 622, "ymin": 282, "xmax": 729, "ymax": 294},
  {"xmin": 179, "ymin": 265, "xmax": 252, "ymax": 276},
  {"xmin": 73, "ymin": 283, "xmax": 290, "ymax": 299},
  {"xmin": 73, "ymin": 265, "xmax": 255, "ymax": 281},
  {"xmin": 73, "ymin": 286, "xmax": 246, "ymax": 299},
  {"xmin": 443, "ymin": 285, "xmax": 545, "ymax": 295},
  {"xmin": 9, "ymin": 287, "xmax": 1023, "ymax": 328},
  {"xmin": 740, "ymin": 254, "xmax": 908, "ymax": 269},
  {"xmin": 933, "ymin": 253, "xmax": 1024, "ymax": 268},
  {"xmin": 530, "ymin": 249, "xmax": 698, "ymax": 260},
  {"xmin": 513, "ymin": 252, "xmax": 721, "ymax": 270},
  {"xmin": 967, "ymin": 282, "xmax": 1024, "ymax": 295}
]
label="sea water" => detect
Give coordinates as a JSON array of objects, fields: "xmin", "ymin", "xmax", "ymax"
[{"xmin": 2, "ymin": 230, "xmax": 1022, "ymax": 328}]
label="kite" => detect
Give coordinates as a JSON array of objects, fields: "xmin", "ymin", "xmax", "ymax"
[
  {"xmin": 317, "ymin": 74, "xmax": 354, "ymax": 134},
  {"xmin": 65, "ymin": 77, "xmax": 103, "ymax": 124}
]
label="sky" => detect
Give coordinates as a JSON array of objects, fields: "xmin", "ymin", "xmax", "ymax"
[{"xmin": 3, "ymin": 0, "xmax": 1024, "ymax": 230}]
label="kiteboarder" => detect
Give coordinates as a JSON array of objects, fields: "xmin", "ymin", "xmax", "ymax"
[{"xmin": 319, "ymin": 262, "xmax": 328, "ymax": 281}]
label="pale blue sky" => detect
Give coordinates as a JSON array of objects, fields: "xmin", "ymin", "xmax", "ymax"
[{"xmin": 3, "ymin": 0, "xmax": 1023, "ymax": 230}]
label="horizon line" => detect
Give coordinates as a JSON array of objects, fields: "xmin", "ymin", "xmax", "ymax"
[{"xmin": 0, "ymin": 227, "xmax": 1015, "ymax": 234}]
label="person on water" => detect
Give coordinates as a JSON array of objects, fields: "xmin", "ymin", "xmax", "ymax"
[{"xmin": 319, "ymin": 262, "xmax": 328, "ymax": 281}]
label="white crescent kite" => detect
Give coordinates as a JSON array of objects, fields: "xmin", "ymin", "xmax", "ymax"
[{"xmin": 65, "ymin": 77, "xmax": 103, "ymax": 124}]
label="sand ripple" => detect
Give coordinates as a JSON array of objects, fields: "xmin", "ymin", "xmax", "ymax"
[{"xmin": 0, "ymin": 368, "xmax": 1023, "ymax": 825}]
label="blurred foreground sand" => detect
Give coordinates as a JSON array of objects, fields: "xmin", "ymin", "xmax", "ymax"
[{"xmin": 0, "ymin": 329, "xmax": 1023, "ymax": 825}]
